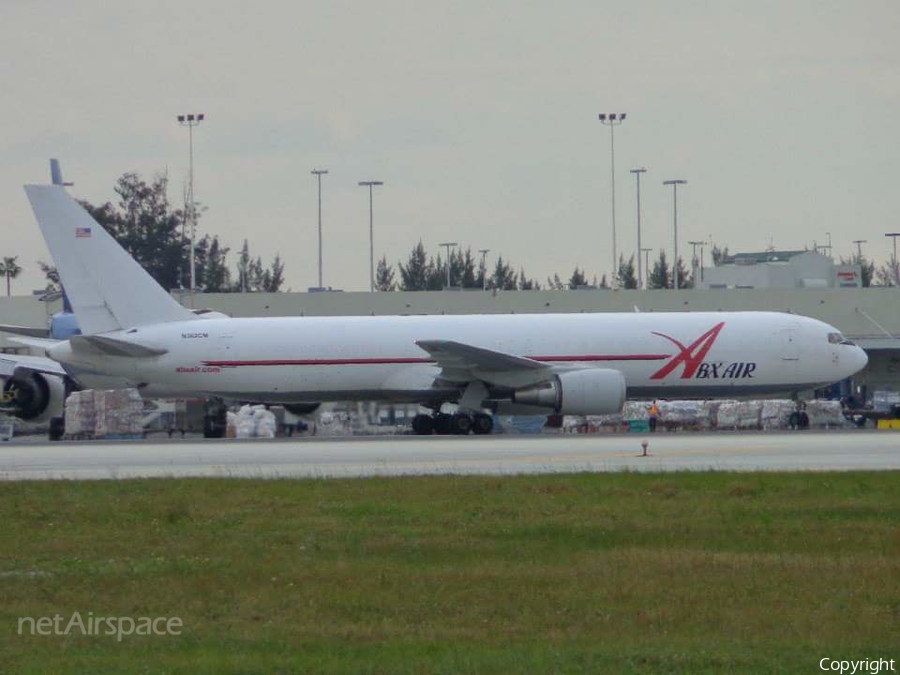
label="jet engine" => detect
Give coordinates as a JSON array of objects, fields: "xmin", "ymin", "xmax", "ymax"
[
  {"xmin": 2, "ymin": 372, "xmax": 67, "ymax": 422},
  {"xmin": 512, "ymin": 369, "xmax": 626, "ymax": 415}
]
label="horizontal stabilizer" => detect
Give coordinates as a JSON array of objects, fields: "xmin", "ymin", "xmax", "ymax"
[
  {"xmin": 0, "ymin": 324, "xmax": 50, "ymax": 338},
  {"xmin": 0, "ymin": 353, "xmax": 68, "ymax": 379},
  {"xmin": 70, "ymin": 335, "xmax": 167, "ymax": 358},
  {"xmin": 7, "ymin": 336, "xmax": 61, "ymax": 352}
]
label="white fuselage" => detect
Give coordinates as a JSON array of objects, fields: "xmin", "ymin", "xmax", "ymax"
[{"xmin": 47, "ymin": 311, "xmax": 867, "ymax": 406}]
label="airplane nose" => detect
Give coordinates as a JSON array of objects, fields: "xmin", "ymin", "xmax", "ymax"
[
  {"xmin": 853, "ymin": 345, "xmax": 869, "ymax": 373},
  {"xmin": 842, "ymin": 344, "xmax": 868, "ymax": 378}
]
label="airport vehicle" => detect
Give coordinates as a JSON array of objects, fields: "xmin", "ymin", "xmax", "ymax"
[{"xmin": 18, "ymin": 178, "xmax": 868, "ymax": 435}]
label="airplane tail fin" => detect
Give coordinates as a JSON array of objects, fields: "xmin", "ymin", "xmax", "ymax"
[{"xmin": 24, "ymin": 184, "xmax": 195, "ymax": 334}]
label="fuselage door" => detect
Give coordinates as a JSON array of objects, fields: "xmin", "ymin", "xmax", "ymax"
[
  {"xmin": 779, "ymin": 329, "xmax": 800, "ymax": 361},
  {"xmin": 218, "ymin": 329, "xmax": 235, "ymax": 356}
]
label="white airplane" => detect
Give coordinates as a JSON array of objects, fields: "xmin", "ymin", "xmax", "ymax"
[{"xmin": 17, "ymin": 178, "xmax": 867, "ymax": 435}]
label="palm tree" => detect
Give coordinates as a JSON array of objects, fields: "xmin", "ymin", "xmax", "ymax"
[{"xmin": 0, "ymin": 256, "xmax": 22, "ymax": 296}]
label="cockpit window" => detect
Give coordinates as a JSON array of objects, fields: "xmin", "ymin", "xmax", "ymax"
[{"xmin": 828, "ymin": 332, "xmax": 855, "ymax": 346}]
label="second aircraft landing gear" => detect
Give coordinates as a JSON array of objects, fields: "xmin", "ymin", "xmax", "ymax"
[
  {"xmin": 202, "ymin": 397, "xmax": 229, "ymax": 438},
  {"xmin": 411, "ymin": 412, "xmax": 493, "ymax": 435}
]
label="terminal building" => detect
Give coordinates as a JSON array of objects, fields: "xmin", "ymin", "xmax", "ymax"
[{"xmin": 695, "ymin": 250, "xmax": 862, "ymax": 290}]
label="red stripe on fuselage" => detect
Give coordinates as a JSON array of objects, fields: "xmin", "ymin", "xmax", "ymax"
[
  {"xmin": 200, "ymin": 354, "xmax": 671, "ymax": 367},
  {"xmin": 203, "ymin": 357, "xmax": 434, "ymax": 367},
  {"xmin": 530, "ymin": 354, "xmax": 669, "ymax": 362}
]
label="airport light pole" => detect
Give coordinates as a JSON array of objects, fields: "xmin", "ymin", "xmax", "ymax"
[
  {"xmin": 641, "ymin": 247, "xmax": 652, "ymax": 289},
  {"xmin": 177, "ymin": 113, "xmax": 204, "ymax": 295},
  {"xmin": 852, "ymin": 239, "xmax": 866, "ymax": 261},
  {"xmin": 439, "ymin": 242, "xmax": 458, "ymax": 289},
  {"xmin": 478, "ymin": 248, "xmax": 490, "ymax": 290},
  {"xmin": 599, "ymin": 113, "xmax": 626, "ymax": 287},
  {"xmin": 358, "ymin": 181, "xmax": 383, "ymax": 292},
  {"xmin": 311, "ymin": 169, "xmax": 328, "ymax": 289},
  {"xmin": 663, "ymin": 179, "xmax": 687, "ymax": 289},
  {"xmin": 885, "ymin": 233, "xmax": 900, "ymax": 287},
  {"xmin": 630, "ymin": 167, "xmax": 647, "ymax": 289},
  {"xmin": 688, "ymin": 240, "xmax": 706, "ymax": 286}
]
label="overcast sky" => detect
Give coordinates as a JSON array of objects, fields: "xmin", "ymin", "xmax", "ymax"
[{"xmin": 1, "ymin": 1, "xmax": 897, "ymax": 294}]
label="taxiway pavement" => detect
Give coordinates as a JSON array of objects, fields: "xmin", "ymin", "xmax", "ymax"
[{"xmin": 0, "ymin": 430, "xmax": 898, "ymax": 480}]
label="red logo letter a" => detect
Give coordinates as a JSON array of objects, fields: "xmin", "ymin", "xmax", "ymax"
[{"xmin": 650, "ymin": 322, "xmax": 726, "ymax": 380}]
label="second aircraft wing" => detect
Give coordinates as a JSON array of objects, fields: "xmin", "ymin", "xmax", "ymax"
[{"xmin": 0, "ymin": 353, "xmax": 68, "ymax": 379}]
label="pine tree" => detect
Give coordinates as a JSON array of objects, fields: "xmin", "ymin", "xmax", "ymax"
[
  {"xmin": 201, "ymin": 236, "xmax": 231, "ymax": 292},
  {"xmin": 876, "ymin": 261, "xmax": 897, "ymax": 287},
  {"xmin": 375, "ymin": 256, "xmax": 396, "ymax": 291},
  {"xmin": 263, "ymin": 254, "xmax": 285, "ymax": 292},
  {"xmin": 673, "ymin": 256, "xmax": 692, "ymax": 289},
  {"xmin": 649, "ymin": 250, "xmax": 671, "ymax": 289},
  {"xmin": 546, "ymin": 273, "xmax": 565, "ymax": 290},
  {"xmin": 568, "ymin": 267, "xmax": 587, "ymax": 289},
  {"xmin": 491, "ymin": 256, "xmax": 517, "ymax": 290},
  {"xmin": 399, "ymin": 241, "xmax": 432, "ymax": 291},
  {"xmin": 516, "ymin": 268, "xmax": 540, "ymax": 290},
  {"xmin": 426, "ymin": 254, "xmax": 446, "ymax": 290},
  {"xmin": 459, "ymin": 248, "xmax": 477, "ymax": 288},
  {"xmin": 617, "ymin": 254, "xmax": 638, "ymax": 289},
  {"xmin": 711, "ymin": 244, "xmax": 729, "ymax": 266}
]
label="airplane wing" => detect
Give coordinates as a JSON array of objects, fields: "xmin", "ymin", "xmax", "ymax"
[
  {"xmin": 415, "ymin": 339, "xmax": 550, "ymax": 389},
  {"xmin": 0, "ymin": 353, "xmax": 68, "ymax": 379},
  {"xmin": 8, "ymin": 336, "xmax": 60, "ymax": 352},
  {"xmin": 0, "ymin": 324, "xmax": 51, "ymax": 338}
]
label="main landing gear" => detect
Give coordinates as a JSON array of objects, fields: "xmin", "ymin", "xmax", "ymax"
[
  {"xmin": 411, "ymin": 411, "xmax": 494, "ymax": 435},
  {"xmin": 203, "ymin": 397, "xmax": 228, "ymax": 439}
]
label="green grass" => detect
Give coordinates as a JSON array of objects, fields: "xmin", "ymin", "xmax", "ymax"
[{"xmin": 1, "ymin": 472, "xmax": 898, "ymax": 674}]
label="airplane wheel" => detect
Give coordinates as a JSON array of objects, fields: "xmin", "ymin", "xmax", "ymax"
[
  {"xmin": 452, "ymin": 414, "xmax": 472, "ymax": 435},
  {"xmin": 49, "ymin": 416, "xmax": 65, "ymax": 441},
  {"xmin": 472, "ymin": 413, "xmax": 493, "ymax": 435},
  {"xmin": 203, "ymin": 415, "xmax": 226, "ymax": 439},
  {"xmin": 433, "ymin": 413, "xmax": 453, "ymax": 435},
  {"xmin": 411, "ymin": 414, "xmax": 434, "ymax": 435}
]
